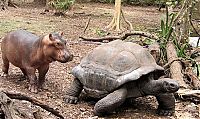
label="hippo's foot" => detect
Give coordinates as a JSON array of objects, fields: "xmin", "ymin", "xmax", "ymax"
[
  {"xmin": 157, "ymin": 108, "xmax": 174, "ymax": 116},
  {"xmin": 64, "ymin": 95, "xmax": 78, "ymax": 104},
  {"xmin": 1, "ymin": 72, "xmax": 8, "ymax": 77},
  {"xmin": 19, "ymin": 75, "xmax": 28, "ymax": 81},
  {"xmin": 28, "ymin": 84, "xmax": 38, "ymax": 93}
]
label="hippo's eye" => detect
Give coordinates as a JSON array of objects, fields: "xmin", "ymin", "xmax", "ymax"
[{"xmin": 55, "ymin": 42, "xmax": 62, "ymax": 47}]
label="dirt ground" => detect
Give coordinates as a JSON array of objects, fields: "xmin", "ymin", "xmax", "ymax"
[{"xmin": 0, "ymin": 2, "xmax": 199, "ymax": 119}]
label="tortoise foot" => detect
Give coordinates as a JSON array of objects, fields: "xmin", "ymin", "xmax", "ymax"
[
  {"xmin": 64, "ymin": 95, "xmax": 78, "ymax": 104},
  {"xmin": 157, "ymin": 108, "xmax": 174, "ymax": 116}
]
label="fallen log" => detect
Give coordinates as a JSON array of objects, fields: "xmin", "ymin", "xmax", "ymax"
[
  {"xmin": 175, "ymin": 89, "xmax": 200, "ymax": 104},
  {"xmin": 3, "ymin": 91, "xmax": 64, "ymax": 119},
  {"xmin": 185, "ymin": 67, "xmax": 200, "ymax": 89},
  {"xmin": 0, "ymin": 91, "xmax": 32, "ymax": 119},
  {"xmin": 166, "ymin": 41, "xmax": 188, "ymax": 88},
  {"xmin": 147, "ymin": 42, "xmax": 161, "ymax": 64},
  {"xmin": 163, "ymin": 58, "xmax": 183, "ymax": 68},
  {"xmin": 79, "ymin": 31, "xmax": 159, "ymax": 42},
  {"xmin": 165, "ymin": 42, "xmax": 200, "ymax": 104}
]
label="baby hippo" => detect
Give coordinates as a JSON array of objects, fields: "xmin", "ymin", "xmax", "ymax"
[{"xmin": 1, "ymin": 30, "xmax": 73, "ymax": 93}]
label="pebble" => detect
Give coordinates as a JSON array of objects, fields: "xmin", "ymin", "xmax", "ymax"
[{"xmin": 80, "ymin": 108, "xmax": 86, "ymax": 112}]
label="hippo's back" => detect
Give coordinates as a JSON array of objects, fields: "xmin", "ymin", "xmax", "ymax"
[
  {"xmin": 1, "ymin": 30, "xmax": 39, "ymax": 67},
  {"xmin": 2, "ymin": 30, "xmax": 38, "ymax": 45}
]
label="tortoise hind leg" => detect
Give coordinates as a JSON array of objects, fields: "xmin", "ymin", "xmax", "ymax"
[
  {"xmin": 64, "ymin": 78, "xmax": 83, "ymax": 104},
  {"xmin": 94, "ymin": 87, "xmax": 127, "ymax": 116},
  {"xmin": 156, "ymin": 93, "xmax": 175, "ymax": 116}
]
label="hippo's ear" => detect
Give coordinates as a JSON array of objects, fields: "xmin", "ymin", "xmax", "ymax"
[{"xmin": 49, "ymin": 34, "xmax": 55, "ymax": 41}]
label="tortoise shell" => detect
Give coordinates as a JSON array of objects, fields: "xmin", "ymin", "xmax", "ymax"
[{"xmin": 72, "ymin": 40, "xmax": 164, "ymax": 97}]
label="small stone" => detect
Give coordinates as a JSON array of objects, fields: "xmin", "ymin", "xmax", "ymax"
[
  {"xmin": 80, "ymin": 108, "xmax": 86, "ymax": 112},
  {"xmin": 88, "ymin": 116, "xmax": 98, "ymax": 119}
]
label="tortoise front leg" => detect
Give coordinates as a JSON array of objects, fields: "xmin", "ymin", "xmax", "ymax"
[
  {"xmin": 64, "ymin": 78, "xmax": 83, "ymax": 104},
  {"xmin": 94, "ymin": 87, "xmax": 127, "ymax": 116},
  {"xmin": 156, "ymin": 93, "xmax": 175, "ymax": 116}
]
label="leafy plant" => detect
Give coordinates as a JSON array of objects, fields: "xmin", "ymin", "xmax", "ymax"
[
  {"xmin": 158, "ymin": 6, "xmax": 176, "ymax": 62},
  {"xmin": 143, "ymin": 38, "xmax": 155, "ymax": 45},
  {"xmin": 174, "ymin": 40, "xmax": 189, "ymax": 58},
  {"xmin": 95, "ymin": 28, "xmax": 108, "ymax": 37},
  {"xmin": 49, "ymin": 0, "xmax": 75, "ymax": 11}
]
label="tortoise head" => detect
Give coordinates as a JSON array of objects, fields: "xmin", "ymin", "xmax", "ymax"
[
  {"xmin": 141, "ymin": 75, "xmax": 179, "ymax": 95},
  {"xmin": 161, "ymin": 78, "xmax": 179, "ymax": 93}
]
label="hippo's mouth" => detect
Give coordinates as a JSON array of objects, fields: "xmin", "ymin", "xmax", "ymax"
[
  {"xmin": 49, "ymin": 56, "xmax": 56, "ymax": 62},
  {"xmin": 50, "ymin": 56, "xmax": 67, "ymax": 63}
]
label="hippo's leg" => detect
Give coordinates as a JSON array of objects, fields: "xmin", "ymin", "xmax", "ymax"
[
  {"xmin": 156, "ymin": 93, "xmax": 175, "ymax": 116},
  {"xmin": 64, "ymin": 78, "xmax": 83, "ymax": 104},
  {"xmin": 94, "ymin": 87, "xmax": 127, "ymax": 116},
  {"xmin": 25, "ymin": 67, "xmax": 37, "ymax": 93},
  {"xmin": 1, "ymin": 55, "xmax": 9, "ymax": 77},
  {"xmin": 19, "ymin": 68, "xmax": 28, "ymax": 80},
  {"xmin": 38, "ymin": 65, "xmax": 49, "ymax": 89}
]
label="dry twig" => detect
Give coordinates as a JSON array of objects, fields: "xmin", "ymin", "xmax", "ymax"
[
  {"xmin": 80, "ymin": 31, "xmax": 159, "ymax": 42},
  {"xmin": 83, "ymin": 17, "xmax": 91, "ymax": 34}
]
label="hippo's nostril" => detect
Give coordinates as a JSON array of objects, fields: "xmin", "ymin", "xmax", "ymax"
[{"xmin": 62, "ymin": 53, "xmax": 73, "ymax": 62}]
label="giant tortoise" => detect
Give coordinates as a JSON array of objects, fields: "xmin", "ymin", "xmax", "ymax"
[{"xmin": 64, "ymin": 40, "xmax": 179, "ymax": 116}]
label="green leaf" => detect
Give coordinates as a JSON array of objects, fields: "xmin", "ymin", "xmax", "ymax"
[{"xmin": 161, "ymin": 19, "xmax": 165, "ymax": 36}]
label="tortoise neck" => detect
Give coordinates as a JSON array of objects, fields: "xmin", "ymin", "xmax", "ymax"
[{"xmin": 140, "ymin": 77, "xmax": 166, "ymax": 95}]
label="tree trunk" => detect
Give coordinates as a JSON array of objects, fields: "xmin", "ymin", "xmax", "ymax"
[
  {"xmin": 106, "ymin": 0, "xmax": 132, "ymax": 31},
  {"xmin": 106, "ymin": 0, "xmax": 121, "ymax": 31}
]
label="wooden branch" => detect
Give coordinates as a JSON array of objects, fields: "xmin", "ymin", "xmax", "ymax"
[
  {"xmin": 0, "ymin": 91, "xmax": 32, "ymax": 119},
  {"xmin": 175, "ymin": 89, "xmax": 200, "ymax": 104},
  {"xmin": 8, "ymin": 1, "xmax": 18, "ymax": 8},
  {"xmin": 80, "ymin": 31, "xmax": 159, "ymax": 42},
  {"xmin": 3, "ymin": 91, "xmax": 64, "ymax": 119},
  {"xmin": 185, "ymin": 67, "xmax": 200, "ymax": 89},
  {"xmin": 166, "ymin": 41, "xmax": 188, "ymax": 88},
  {"xmin": 120, "ymin": 31, "xmax": 159, "ymax": 40},
  {"xmin": 163, "ymin": 58, "xmax": 183, "ymax": 69},
  {"xmin": 79, "ymin": 36, "xmax": 120, "ymax": 42},
  {"xmin": 0, "ymin": 92, "xmax": 13, "ymax": 119}
]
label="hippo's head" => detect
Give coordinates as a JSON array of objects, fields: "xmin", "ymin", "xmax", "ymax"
[{"xmin": 42, "ymin": 32, "xmax": 73, "ymax": 63}]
